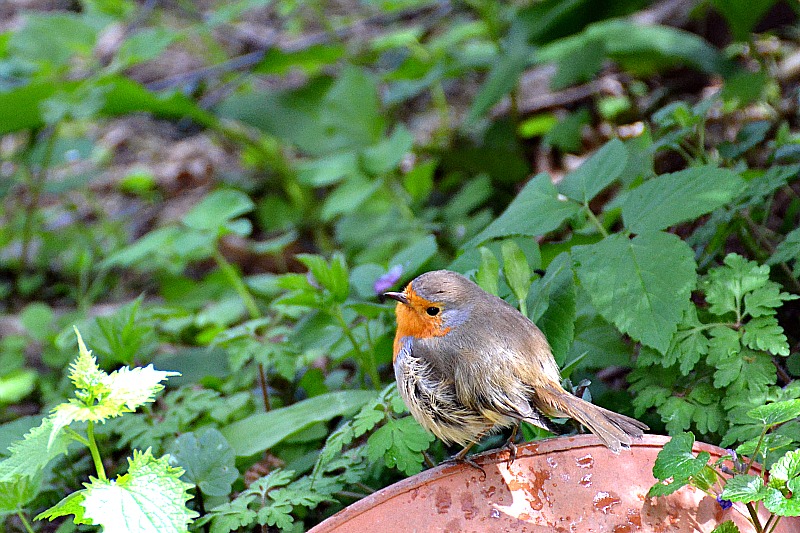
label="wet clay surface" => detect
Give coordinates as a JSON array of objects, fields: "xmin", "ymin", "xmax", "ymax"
[{"xmin": 310, "ymin": 434, "xmax": 800, "ymax": 533}]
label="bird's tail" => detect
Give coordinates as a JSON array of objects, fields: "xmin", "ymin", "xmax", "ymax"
[{"xmin": 540, "ymin": 385, "xmax": 649, "ymax": 453}]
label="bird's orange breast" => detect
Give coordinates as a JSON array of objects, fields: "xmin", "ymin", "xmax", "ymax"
[{"xmin": 392, "ymin": 289, "xmax": 451, "ymax": 361}]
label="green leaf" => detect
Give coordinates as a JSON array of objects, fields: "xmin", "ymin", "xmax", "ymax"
[
  {"xmin": 747, "ymin": 399, "xmax": 800, "ymax": 427},
  {"xmin": 467, "ymin": 173, "xmax": 581, "ymax": 247},
  {"xmin": 744, "ymin": 285, "xmax": 798, "ymax": 318},
  {"xmin": 768, "ymin": 226, "xmax": 800, "ymax": 274},
  {"xmin": 558, "ymin": 139, "xmax": 628, "ymax": 203},
  {"xmin": 573, "ymin": 232, "xmax": 696, "ymax": 353},
  {"xmin": 367, "ymin": 416, "xmax": 435, "ymax": 476},
  {"xmin": 0, "ymin": 417, "xmax": 70, "ymax": 482},
  {"xmin": 117, "ymin": 27, "xmax": 177, "ymax": 67},
  {"xmin": 80, "ymin": 449, "xmax": 198, "ymax": 532},
  {"xmin": 221, "ymin": 390, "xmax": 376, "ymax": 456},
  {"xmin": 390, "ymin": 236, "xmax": 438, "ymax": 279},
  {"xmin": 297, "ymin": 253, "xmax": 350, "ymax": 303},
  {"xmin": 36, "ymin": 490, "xmax": 88, "ymax": 524},
  {"xmin": 742, "ymin": 316, "xmax": 790, "ymax": 356},
  {"xmin": 763, "ymin": 449, "xmax": 800, "ymax": 516},
  {"xmin": 0, "ymin": 471, "xmax": 41, "ymax": 513},
  {"xmin": 720, "ymin": 474, "xmax": 766, "ymax": 503},
  {"xmin": 705, "ymin": 254, "xmax": 770, "ymax": 317},
  {"xmin": 361, "ymin": 125, "xmax": 414, "ymax": 176},
  {"xmin": 321, "ymin": 66, "xmax": 385, "ymax": 150},
  {"xmin": 711, "ymin": 521, "xmax": 740, "ymax": 533},
  {"xmin": 475, "ymin": 247, "xmax": 500, "ymax": 296},
  {"xmin": 465, "ymin": 40, "xmax": 533, "ymax": 124},
  {"xmin": 169, "ymin": 429, "xmax": 237, "ymax": 497},
  {"xmin": 502, "ymin": 240, "xmax": 532, "ymax": 306},
  {"xmin": 52, "ymin": 331, "xmax": 178, "ymax": 426},
  {"xmin": 652, "ymin": 432, "xmax": 710, "ymax": 482},
  {"xmin": 530, "ymin": 253, "xmax": 576, "ymax": 366},
  {"xmin": 182, "ymin": 190, "xmax": 255, "ymax": 231},
  {"xmin": 621, "ymin": 166, "xmax": 744, "ymax": 233},
  {"xmin": 647, "ymin": 478, "xmax": 688, "ymax": 497},
  {"xmin": 711, "ymin": 0, "xmax": 778, "ymax": 41}
]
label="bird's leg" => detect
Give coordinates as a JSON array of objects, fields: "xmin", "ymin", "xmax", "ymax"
[
  {"xmin": 444, "ymin": 442, "xmax": 486, "ymax": 480},
  {"xmin": 502, "ymin": 424, "xmax": 520, "ymax": 465}
]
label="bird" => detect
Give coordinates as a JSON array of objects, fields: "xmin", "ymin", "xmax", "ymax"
[{"xmin": 383, "ymin": 269, "xmax": 648, "ymax": 466}]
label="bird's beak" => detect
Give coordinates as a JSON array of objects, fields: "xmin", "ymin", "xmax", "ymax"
[{"xmin": 383, "ymin": 291, "xmax": 409, "ymax": 305}]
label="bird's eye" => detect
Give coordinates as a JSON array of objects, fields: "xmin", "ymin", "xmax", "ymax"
[{"xmin": 426, "ymin": 306, "xmax": 440, "ymax": 316}]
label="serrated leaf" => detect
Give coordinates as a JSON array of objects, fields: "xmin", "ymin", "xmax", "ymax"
[
  {"xmin": 747, "ymin": 399, "xmax": 800, "ymax": 427},
  {"xmin": 467, "ymin": 173, "xmax": 581, "ymax": 247},
  {"xmin": 558, "ymin": 139, "xmax": 628, "ymax": 203},
  {"xmin": 0, "ymin": 471, "xmax": 41, "ymax": 513},
  {"xmin": 0, "ymin": 416, "xmax": 71, "ymax": 482},
  {"xmin": 169, "ymin": 429, "xmax": 237, "ymax": 497},
  {"xmin": 573, "ymin": 232, "xmax": 696, "ymax": 353},
  {"xmin": 705, "ymin": 254, "xmax": 770, "ymax": 317},
  {"xmin": 647, "ymin": 478, "xmax": 687, "ymax": 497},
  {"xmin": 53, "ymin": 364, "xmax": 178, "ymax": 425},
  {"xmin": 770, "ymin": 449, "xmax": 800, "ymax": 483},
  {"xmin": 762, "ymin": 487, "xmax": 800, "ymax": 516},
  {"xmin": 744, "ymin": 284, "xmax": 798, "ymax": 318},
  {"xmin": 711, "ymin": 521, "xmax": 740, "ymax": 533},
  {"xmin": 622, "ymin": 166, "xmax": 744, "ymax": 233},
  {"xmin": 367, "ymin": 416, "xmax": 434, "ymax": 476},
  {"xmin": 652, "ymin": 432, "xmax": 710, "ymax": 481},
  {"xmin": 768, "ymin": 226, "xmax": 800, "ymax": 273},
  {"xmin": 742, "ymin": 316, "xmax": 790, "ymax": 356},
  {"xmin": 36, "ymin": 490, "xmax": 88, "ymax": 524},
  {"xmin": 720, "ymin": 474, "xmax": 766, "ymax": 503},
  {"xmin": 48, "ymin": 449, "xmax": 198, "ymax": 532},
  {"xmin": 297, "ymin": 253, "xmax": 350, "ymax": 303}
]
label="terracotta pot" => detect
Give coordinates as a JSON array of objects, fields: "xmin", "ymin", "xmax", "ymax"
[{"xmin": 310, "ymin": 434, "xmax": 799, "ymax": 532}]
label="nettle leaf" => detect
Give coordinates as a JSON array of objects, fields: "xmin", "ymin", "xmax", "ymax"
[
  {"xmin": 720, "ymin": 474, "xmax": 766, "ymax": 503},
  {"xmin": 36, "ymin": 490, "xmax": 88, "ymax": 524},
  {"xmin": 467, "ymin": 173, "xmax": 581, "ymax": 247},
  {"xmin": 0, "ymin": 416, "xmax": 70, "ymax": 482},
  {"xmin": 169, "ymin": 429, "xmax": 237, "ymax": 497},
  {"xmin": 742, "ymin": 316, "xmax": 790, "ymax": 356},
  {"xmin": 573, "ymin": 231, "xmax": 696, "ymax": 353},
  {"xmin": 622, "ymin": 166, "xmax": 744, "ymax": 233},
  {"xmin": 0, "ymin": 471, "xmax": 41, "ymax": 513},
  {"xmin": 557, "ymin": 139, "xmax": 628, "ymax": 203},
  {"xmin": 367, "ymin": 416, "xmax": 434, "ymax": 476},
  {"xmin": 748, "ymin": 399, "xmax": 800, "ymax": 427},
  {"xmin": 40, "ymin": 449, "xmax": 198, "ymax": 531}
]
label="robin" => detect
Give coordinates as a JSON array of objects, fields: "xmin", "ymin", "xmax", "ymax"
[{"xmin": 384, "ymin": 270, "xmax": 648, "ymax": 466}]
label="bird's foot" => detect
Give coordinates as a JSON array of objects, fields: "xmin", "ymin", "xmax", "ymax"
[
  {"xmin": 502, "ymin": 439, "xmax": 518, "ymax": 465},
  {"xmin": 443, "ymin": 454, "xmax": 486, "ymax": 480}
]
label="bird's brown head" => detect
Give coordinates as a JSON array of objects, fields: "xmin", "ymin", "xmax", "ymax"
[{"xmin": 384, "ymin": 270, "xmax": 477, "ymax": 357}]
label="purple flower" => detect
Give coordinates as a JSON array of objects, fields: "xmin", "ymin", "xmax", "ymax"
[
  {"xmin": 374, "ymin": 265, "xmax": 403, "ymax": 295},
  {"xmin": 716, "ymin": 495, "xmax": 732, "ymax": 510},
  {"xmin": 726, "ymin": 449, "xmax": 737, "ymax": 463}
]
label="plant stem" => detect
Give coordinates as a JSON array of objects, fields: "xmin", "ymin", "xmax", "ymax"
[
  {"xmin": 746, "ymin": 502, "xmax": 764, "ymax": 533},
  {"xmin": 258, "ymin": 362, "xmax": 271, "ymax": 411},
  {"xmin": 767, "ymin": 516, "xmax": 782, "ymax": 533},
  {"xmin": 334, "ymin": 307, "xmax": 380, "ymax": 390},
  {"xmin": 86, "ymin": 421, "xmax": 106, "ymax": 481},
  {"xmin": 746, "ymin": 426, "xmax": 769, "ymax": 474},
  {"xmin": 584, "ymin": 204, "xmax": 609, "ymax": 237},
  {"xmin": 213, "ymin": 247, "xmax": 261, "ymax": 320},
  {"xmin": 16, "ymin": 511, "xmax": 34, "ymax": 533}
]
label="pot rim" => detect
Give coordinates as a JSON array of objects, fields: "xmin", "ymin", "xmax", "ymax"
[{"xmin": 309, "ymin": 433, "xmax": 743, "ymax": 532}]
